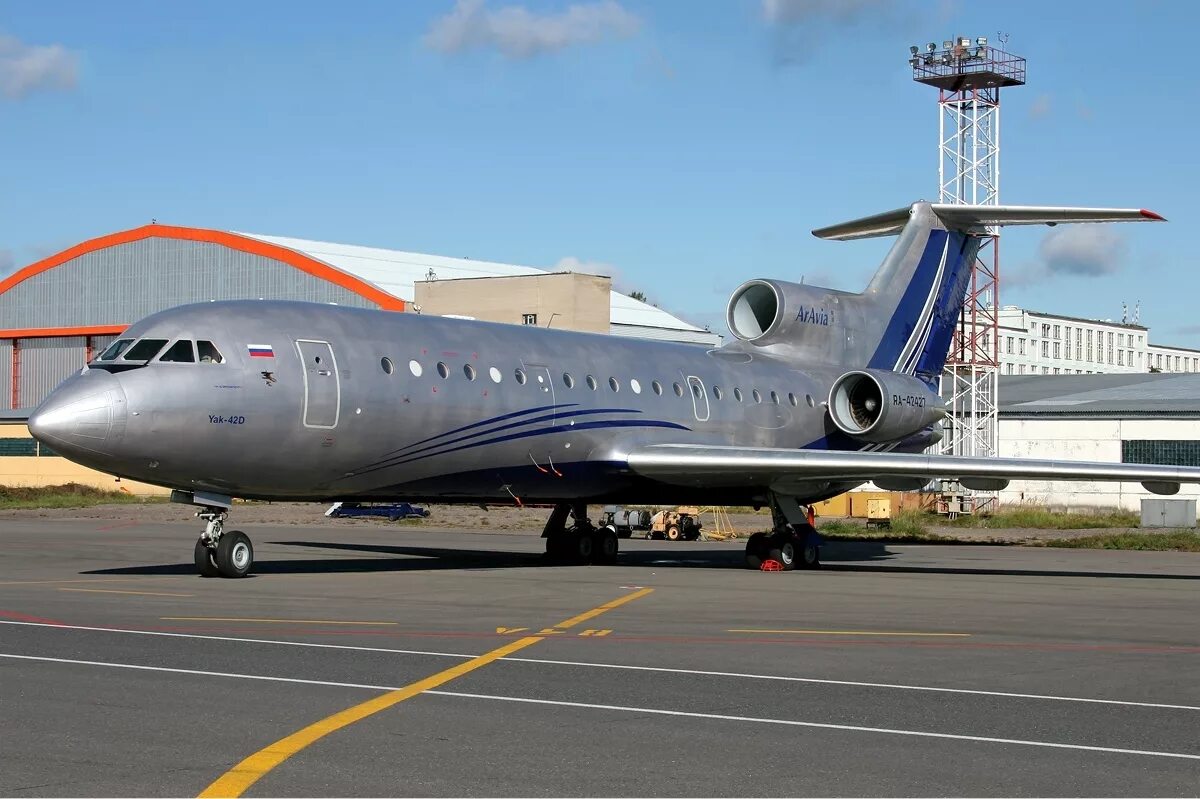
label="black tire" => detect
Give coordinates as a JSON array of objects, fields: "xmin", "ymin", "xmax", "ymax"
[
  {"xmin": 571, "ymin": 530, "xmax": 595, "ymax": 563},
  {"xmin": 215, "ymin": 530, "xmax": 253, "ymax": 578},
  {"xmin": 767, "ymin": 536, "xmax": 796, "ymax": 571},
  {"xmin": 683, "ymin": 524, "xmax": 701, "ymax": 541},
  {"xmin": 545, "ymin": 535, "xmax": 568, "ymax": 560},
  {"xmin": 797, "ymin": 539, "xmax": 821, "ymax": 569},
  {"xmin": 744, "ymin": 531, "xmax": 769, "ymax": 569},
  {"xmin": 593, "ymin": 527, "xmax": 619, "ymax": 565},
  {"xmin": 666, "ymin": 524, "xmax": 681, "ymax": 541},
  {"xmin": 194, "ymin": 538, "xmax": 220, "ymax": 578}
]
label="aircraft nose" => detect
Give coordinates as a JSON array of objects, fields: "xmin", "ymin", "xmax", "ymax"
[{"xmin": 28, "ymin": 370, "xmax": 128, "ymax": 459}]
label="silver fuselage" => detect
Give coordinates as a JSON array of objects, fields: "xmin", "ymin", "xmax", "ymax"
[{"xmin": 31, "ymin": 300, "xmax": 910, "ymax": 505}]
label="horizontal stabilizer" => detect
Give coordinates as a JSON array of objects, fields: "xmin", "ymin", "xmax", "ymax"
[{"xmin": 813, "ymin": 204, "xmax": 1166, "ymax": 241}]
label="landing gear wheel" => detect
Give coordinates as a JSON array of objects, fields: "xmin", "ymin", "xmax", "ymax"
[
  {"xmin": 767, "ymin": 535, "xmax": 796, "ymax": 571},
  {"xmin": 666, "ymin": 524, "xmax": 681, "ymax": 541},
  {"xmin": 194, "ymin": 538, "xmax": 220, "ymax": 578},
  {"xmin": 215, "ymin": 530, "xmax": 253, "ymax": 578},
  {"xmin": 570, "ymin": 530, "xmax": 595, "ymax": 563},
  {"xmin": 797, "ymin": 538, "xmax": 821, "ymax": 569},
  {"xmin": 593, "ymin": 526, "xmax": 619, "ymax": 565},
  {"xmin": 744, "ymin": 532, "xmax": 769, "ymax": 569}
]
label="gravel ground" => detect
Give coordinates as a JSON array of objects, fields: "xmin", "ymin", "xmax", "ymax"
[{"xmin": 0, "ymin": 501, "xmax": 1180, "ymax": 544}]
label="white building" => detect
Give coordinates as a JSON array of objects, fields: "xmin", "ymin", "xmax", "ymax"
[
  {"xmin": 997, "ymin": 373, "xmax": 1200, "ymax": 510},
  {"xmin": 995, "ymin": 306, "xmax": 1200, "ymax": 377}
]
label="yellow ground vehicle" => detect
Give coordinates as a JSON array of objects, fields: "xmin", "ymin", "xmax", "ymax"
[{"xmin": 649, "ymin": 507, "xmax": 702, "ymax": 541}]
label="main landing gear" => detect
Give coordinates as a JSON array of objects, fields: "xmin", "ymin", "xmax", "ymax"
[
  {"xmin": 193, "ymin": 507, "xmax": 254, "ymax": 578},
  {"xmin": 743, "ymin": 496, "xmax": 821, "ymax": 571},
  {"xmin": 542, "ymin": 502, "xmax": 619, "ymax": 565}
]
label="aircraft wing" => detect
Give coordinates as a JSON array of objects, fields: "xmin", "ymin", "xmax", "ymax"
[{"xmin": 626, "ymin": 444, "xmax": 1200, "ymax": 495}]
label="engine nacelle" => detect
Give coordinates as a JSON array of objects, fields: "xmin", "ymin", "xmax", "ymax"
[
  {"xmin": 828, "ymin": 369, "xmax": 945, "ymax": 444},
  {"xmin": 727, "ymin": 279, "xmax": 844, "ymax": 349}
]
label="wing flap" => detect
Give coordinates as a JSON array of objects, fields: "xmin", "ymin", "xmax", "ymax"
[{"xmin": 627, "ymin": 444, "xmax": 1200, "ymax": 493}]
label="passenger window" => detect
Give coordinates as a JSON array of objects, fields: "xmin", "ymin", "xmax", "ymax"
[
  {"xmin": 489, "ymin": 367, "xmax": 502, "ymax": 383},
  {"xmin": 713, "ymin": 386, "xmax": 723, "ymax": 400},
  {"xmin": 734, "ymin": 388, "xmax": 743, "ymax": 402},
  {"xmin": 437, "ymin": 362, "xmax": 450, "ymax": 378},
  {"xmin": 586, "ymin": 375, "xmax": 598, "ymax": 390},
  {"xmin": 563, "ymin": 373, "xmax": 575, "ymax": 388},
  {"xmin": 752, "ymin": 389, "xmax": 762, "ymax": 403},
  {"xmin": 122, "ymin": 339, "xmax": 168, "ymax": 361},
  {"xmin": 409, "ymin": 360, "xmax": 424, "ymax": 377},
  {"xmin": 806, "ymin": 394, "xmax": 816, "ymax": 408},
  {"xmin": 98, "ymin": 339, "xmax": 134, "ymax": 361},
  {"xmin": 608, "ymin": 377, "xmax": 620, "ymax": 392},
  {"xmin": 770, "ymin": 390, "xmax": 780, "ymax": 404},
  {"xmin": 515, "ymin": 368, "xmax": 527, "ymax": 385},
  {"xmin": 197, "ymin": 341, "xmax": 224, "ymax": 364},
  {"xmin": 381, "ymin": 357, "xmax": 394, "ymax": 375},
  {"xmin": 651, "ymin": 380, "xmax": 663, "ymax": 396},
  {"xmin": 787, "ymin": 392, "xmax": 797, "ymax": 407},
  {"xmin": 159, "ymin": 340, "xmax": 195, "ymax": 363},
  {"xmin": 692, "ymin": 383, "xmax": 702, "ymax": 399},
  {"xmin": 463, "ymin": 364, "xmax": 477, "ymax": 381},
  {"xmin": 630, "ymin": 379, "xmax": 641, "ymax": 394},
  {"xmin": 672, "ymin": 382, "xmax": 683, "ymax": 397}
]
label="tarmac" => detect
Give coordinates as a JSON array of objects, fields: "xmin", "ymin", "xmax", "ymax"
[{"xmin": 0, "ymin": 517, "xmax": 1198, "ymax": 797}]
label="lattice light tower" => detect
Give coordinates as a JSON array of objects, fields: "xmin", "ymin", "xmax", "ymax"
[{"xmin": 909, "ymin": 37, "xmax": 1026, "ymax": 510}]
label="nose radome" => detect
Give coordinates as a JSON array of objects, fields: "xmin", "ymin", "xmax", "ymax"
[{"xmin": 28, "ymin": 371, "xmax": 128, "ymax": 458}]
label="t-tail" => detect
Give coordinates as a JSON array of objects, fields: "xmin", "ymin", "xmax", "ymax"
[{"xmin": 726, "ymin": 201, "xmax": 1165, "ymax": 388}]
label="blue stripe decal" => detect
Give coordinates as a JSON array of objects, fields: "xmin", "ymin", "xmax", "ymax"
[
  {"xmin": 867, "ymin": 229, "xmax": 949, "ymax": 371},
  {"xmin": 364, "ymin": 408, "xmax": 644, "ymax": 469},
  {"xmin": 914, "ymin": 231, "xmax": 974, "ymax": 384},
  {"xmin": 355, "ymin": 419, "xmax": 691, "ymax": 476},
  {"xmin": 385, "ymin": 403, "xmax": 576, "ymax": 455}
]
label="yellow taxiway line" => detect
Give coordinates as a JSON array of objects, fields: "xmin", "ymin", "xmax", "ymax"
[
  {"xmin": 198, "ymin": 587, "xmax": 654, "ymax": 798},
  {"xmin": 727, "ymin": 628, "xmax": 970, "ymax": 637},
  {"xmin": 59, "ymin": 588, "xmax": 194, "ymax": 598}
]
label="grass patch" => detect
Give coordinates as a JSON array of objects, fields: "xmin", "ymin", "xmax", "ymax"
[
  {"xmin": 947, "ymin": 507, "xmax": 1140, "ymax": 530},
  {"xmin": 1035, "ymin": 531, "xmax": 1200, "ymax": 552},
  {"xmin": 0, "ymin": 483, "xmax": 162, "ymax": 509},
  {"xmin": 818, "ymin": 511, "xmax": 963, "ymax": 543}
]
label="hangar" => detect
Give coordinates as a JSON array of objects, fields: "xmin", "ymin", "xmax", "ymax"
[
  {"xmin": 997, "ymin": 372, "xmax": 1200, "ymax": 510},
  {"xmin": 0, "ymin": 223, "xmax": 718, "ymax": 414}
]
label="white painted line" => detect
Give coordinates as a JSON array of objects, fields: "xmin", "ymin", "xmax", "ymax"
[
  {"xmin": 426, "ymin": 690, "xmax": 1200, "ymax": 762},
  {"xmin": 0, "ymin": 652, "xmax": 394, "ymax": 692},
  {"xmin": 5, "ymin": 650, "xmax": 1197, "ymax": 763},
  {"xmin": 501, "ymin": 656, "xmax": 1200, "ymax": 713},
  {"xmin": 3, "ymin": 619, "xmax": 1197, "ymax": 713}
]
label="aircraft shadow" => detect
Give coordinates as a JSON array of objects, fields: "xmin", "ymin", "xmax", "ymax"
[{"xmin": 79, "ymin": 539, "xmax": 1197, "ymax": 580}]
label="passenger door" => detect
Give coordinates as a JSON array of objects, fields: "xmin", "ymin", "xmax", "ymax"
[{"xmin": 296, "ymin": 339, "xmax": 340, "ymax": 428}]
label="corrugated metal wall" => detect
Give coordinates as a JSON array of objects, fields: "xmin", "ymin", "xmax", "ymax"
[
  {"xmin": 0, "ymin": 237, "xmax": 379, "ymax": 329},
  {"xmin": 0, "ymin": 338, "xmax": 11, "ymax": 411},
  {"xmin": 18, "ymin": 336, "xmax": 87, "ymax": 408}
]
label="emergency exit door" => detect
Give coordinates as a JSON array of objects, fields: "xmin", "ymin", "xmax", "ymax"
[{"xmin": 296, "ymin": 339, "xmax": 340, "ymax": 428}]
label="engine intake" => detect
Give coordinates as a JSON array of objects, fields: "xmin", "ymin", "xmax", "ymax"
[{"xmin": 828, "ymin": 370, "xmax": 944, "ymax": 444}]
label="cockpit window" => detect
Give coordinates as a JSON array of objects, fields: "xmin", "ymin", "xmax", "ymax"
[
  {"xmin": 122, "ymin": 339, "xmax": 168, "ymax": 361},
  {"xmin": 97, "ymin": 339, "xmax": 134, "ymax": 361},
  {"xmin": 159, "ymin": 340, "xmax": 196, "ymax": 363},
  {"xmin": 197, "ymin": 341, "xmax": 224, "ymax": 364}
]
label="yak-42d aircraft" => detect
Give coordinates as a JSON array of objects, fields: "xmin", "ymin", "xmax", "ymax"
[{"xmin": 28, "ymin": 201, "xmax": 1197, "ymax": 578}]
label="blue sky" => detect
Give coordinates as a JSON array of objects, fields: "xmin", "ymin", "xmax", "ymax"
[{"xmin": 2, "ymin": 0, "xmax": 1196, "ymax": 342}]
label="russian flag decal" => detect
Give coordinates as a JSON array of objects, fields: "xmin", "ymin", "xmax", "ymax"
[{"xmin": 247, "ymin": 344, "xmax": 274, "ymax": 358}]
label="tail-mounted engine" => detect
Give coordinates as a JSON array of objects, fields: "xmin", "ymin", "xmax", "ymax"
[{"xmin": 828, "ymin": 370, "xmax": 945, "ymax": 444}]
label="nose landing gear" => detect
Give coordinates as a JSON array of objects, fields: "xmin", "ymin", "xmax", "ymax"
[{"xmin": 191, "ymin": 503, "xmax": 254, "ymax": 578}]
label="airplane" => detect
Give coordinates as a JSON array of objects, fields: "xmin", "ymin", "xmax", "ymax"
[{"xmin": 27, "ymin": 200, "xmax": 1199, "ymax": 579}]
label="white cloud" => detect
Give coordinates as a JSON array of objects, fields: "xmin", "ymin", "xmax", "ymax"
[
  {"xmin": 0, "ymin": 33, "xmax": 79, "ymax": 99},
  {"xmin": 425, "ymin": 0, "xmax": 641, "ymax": 59},
  {"xmin": 1038, "ymin": 225, "xmax": 1125, "ymax": 277},
  {"xmin": 761, "ymin": 0, "xmax": 895, "ymax": 65},
  {"xmin": 763, "ymin": 0, "xmax": 887, "ymax": 25}
]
